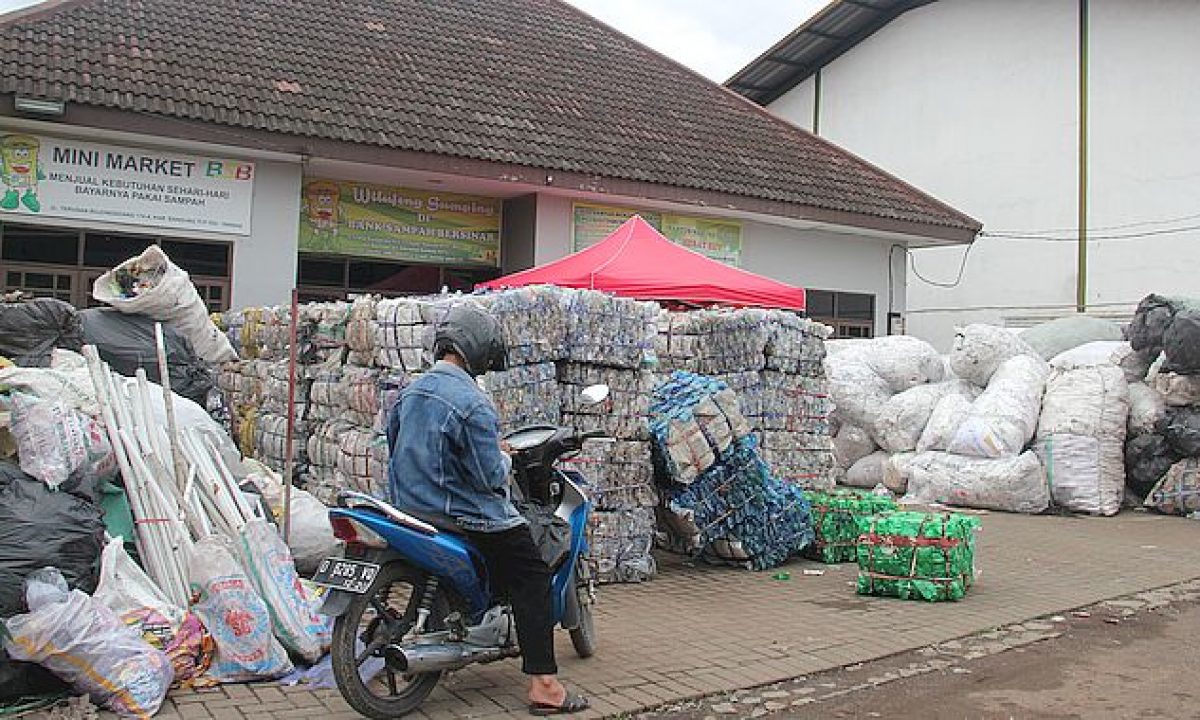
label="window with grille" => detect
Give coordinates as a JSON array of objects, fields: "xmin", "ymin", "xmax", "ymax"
[{"xmin": 806, "ymin": 289, "xmax": 876, "ymax": 339}]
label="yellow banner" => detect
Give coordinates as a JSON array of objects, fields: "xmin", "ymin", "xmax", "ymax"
[
  {"xmin": 300, "ymin": 179, "xmax": 501, "ymax": 266},
  {"xmin": 571, "ymin": 202, "xmax": 741, "ymax": 265}
]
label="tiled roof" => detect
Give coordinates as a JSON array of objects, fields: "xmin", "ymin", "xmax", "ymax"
[{"xmin": 0, "ymin": 0, "xmax": 980, "ymax": 236}]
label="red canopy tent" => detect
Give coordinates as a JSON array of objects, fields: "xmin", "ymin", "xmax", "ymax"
[{"xmin": 478, "ymin": 216, "xmax": 806, "ymax": 310}]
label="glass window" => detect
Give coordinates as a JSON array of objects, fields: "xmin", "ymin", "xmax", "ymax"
[
  {"xmin": 837, "ymin": 292, "xmax": 874, "ymax": 321},
  {"xmin": 83, "ymin": 232, "xmax": 156, "ymax": 268},
  {"xmin": 161, "ymin": 240, "xmax": 231, "ymax": 278},
  {"xmin": 444, "ymin": 267, "xmax": 500, "ymax": 292},
  {"xmin": 298, "ymin": 257, "xmax": 346, "ymax": 287},
  {"xmin": 1, "ymin": 224, "xmax": 79, "ymax": 265},
  {"xmin": 806, "ymin": 289, "xmax": 834, "ymax": 319},
  {"xmin": 349, "ymin": 261, "xmax": 440, "ymax": 295}
]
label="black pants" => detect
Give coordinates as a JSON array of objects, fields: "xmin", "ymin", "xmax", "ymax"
[{"xmin": 465, "ymin": 525, "xmax": 558, "ymax": 675}]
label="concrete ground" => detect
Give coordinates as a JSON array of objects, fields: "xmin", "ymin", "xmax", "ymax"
[
  {"xmin": 151, "ymin": 510, "xmax": 1200, "ymax": 720},
  {"xmin": 639, "ymin": 579, "xmax": 1200, "ymax": 719}
]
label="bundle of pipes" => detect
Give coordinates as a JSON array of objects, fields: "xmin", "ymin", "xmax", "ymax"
[{"xmin": 83, "ymin": 327, "xmax": 267, "ymax": 606}]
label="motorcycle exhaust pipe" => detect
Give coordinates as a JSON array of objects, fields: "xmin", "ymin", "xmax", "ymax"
[{"xmin": 384, "ymin": 643, "xmax": 514, "ymax": 674}]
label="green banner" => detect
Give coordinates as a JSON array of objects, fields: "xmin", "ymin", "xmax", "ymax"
[
  {"xmin": 571, "ymin": 202, "xmax": 740, "ymax": 266},
  {"xmin": 299, "ymin": 179, "xmax": 501, "ymax": 266},
  {"xmin": 661, "ymin": 215, "xmax": 742, "ymax": 266}
]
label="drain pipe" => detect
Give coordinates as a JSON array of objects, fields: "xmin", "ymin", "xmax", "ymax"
[
  {"xmin": 812, "ymin": 69, "xmax": 823, "ymax": 135},
  {"xmin": 1076, "ymin": 0, "xmax": 1090, "ymax": 313}
]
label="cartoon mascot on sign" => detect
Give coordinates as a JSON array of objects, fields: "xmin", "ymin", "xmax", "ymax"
[
  {"xmin": 0, "ymin": 134, "xmax": 44, "ymax": 213},
  {"xmin": 303, "ymin": 180, "xmax": 341, "ymax": 232}
]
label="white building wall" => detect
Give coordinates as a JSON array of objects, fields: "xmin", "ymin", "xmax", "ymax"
[
  {"xmin": 767, "ymin": 0, "xmax": 1200, "ymax": 350},
  {"xmin": 770, "ymin": 75, "xmax": 816, "ymax": 133},
  {"xmin": 230, "ymin": 159, "xmax": 301, "ymax": 308}
]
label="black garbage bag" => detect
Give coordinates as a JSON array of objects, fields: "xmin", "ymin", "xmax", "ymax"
[
  {"xmin": 0, "ymin": 462, "xmax": 105, "ymax": 618},
  {"xmin": 1164, "ymin": 407, "xmax": 1200, "ymax": 458},
  {"xmin": 0, "ymin": 297, "xmax": 83, "ymax": 367},
  {"xmin": 80, "ymin": 308, "xmax": 214, "ymax": 405},
  {"xmin": 1125, "ymin": 434, "xmax": 1180, "ymax": 498},
  {"xmin": 1128, "ymin": 295, "xmax": 1177, "ymax": 357},
  {"xmin": 0, "ymin": 646, "xmax": 66, "ymax": 702},
  {"xmin": 1163, "ymin": 307, "xmax": 1200, "ymax": 375}
]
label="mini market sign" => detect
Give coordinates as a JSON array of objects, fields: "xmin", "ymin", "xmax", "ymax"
[{"xmin": 0, "ymin": 132, "xmax": 255, "ymax": 235}]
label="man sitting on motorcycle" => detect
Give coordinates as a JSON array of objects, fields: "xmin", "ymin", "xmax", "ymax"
[{"xmin": 386, "ymin": 302, "xmax": 590, "ymax": 716}]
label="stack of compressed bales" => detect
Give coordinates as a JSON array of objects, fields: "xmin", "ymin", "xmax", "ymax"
[
  {"xmin": 856, "ymin": 511, "xmax": 979, "ymax": 602},
  {"xmin": 1124, "ymin": 295, "xmax": 1200, "ymax": 514},
  {"xmin": 652, "ymin": 371, "xmax": 814, "ymax": 570},
  {"xmin": 658, "ymin": 309, "xmax": 835, "ymax": 489},
  {"xmin": 554, "ymin": 289, "xmax": 659, "ymax": 584}
]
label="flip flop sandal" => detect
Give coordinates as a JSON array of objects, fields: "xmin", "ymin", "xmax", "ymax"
[{"xmin": 528, "ymin": 690, "xmax": 590, "ymax": 716}]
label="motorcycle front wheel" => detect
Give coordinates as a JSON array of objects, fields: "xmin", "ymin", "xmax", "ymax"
[
  {"xmin": 330, "ymin": 562, "xmax": 454, "ymax": 719},
  {"xmin": 569, "ymin": 557, "xmax": 597, "ymax": 658}
]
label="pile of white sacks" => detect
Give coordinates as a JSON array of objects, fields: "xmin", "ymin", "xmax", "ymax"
[{"xmin": 831, "ymin": 322, "xmax": 1135, "ymax": 516}]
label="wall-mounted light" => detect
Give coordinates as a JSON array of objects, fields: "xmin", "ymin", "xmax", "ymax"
[{"xmin": 14, "ymin": 96, "xmax": 65, "ymax": 116}]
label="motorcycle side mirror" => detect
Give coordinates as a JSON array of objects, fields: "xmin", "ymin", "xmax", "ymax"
[{"xmin": 580, "ymin": 384, "xmax": 610, "ymax": 406}]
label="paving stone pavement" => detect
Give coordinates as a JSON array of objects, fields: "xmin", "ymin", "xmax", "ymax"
[{"xmin": 154, "ymin": 511, "xmax": 1200, "ymax": 720}]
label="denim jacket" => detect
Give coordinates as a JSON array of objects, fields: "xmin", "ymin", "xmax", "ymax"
[{"xmin": 386, "ymin": 361, "xmax": 523, "ymax": 533}]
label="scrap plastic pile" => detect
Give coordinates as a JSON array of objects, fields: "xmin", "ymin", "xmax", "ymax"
[
  {"xmin": 1124, "ymin": 295, "xmax": 1200, "ymax": 515},
  {"xmin": 651, "ymin": 371, "xmax": 815, "ymax": 570},
  {"xmin": 0, "ymin": 347, "xmax": 334, "ymax": 715},
  {"xmin": 657, "ymin": 309, "xmax": 836, "ymax": 488}
]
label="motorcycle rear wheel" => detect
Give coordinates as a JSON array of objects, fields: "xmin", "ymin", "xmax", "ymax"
[
  {"xmin": 569, "ymin": 558, "xmax": 597, "ymax": 658},
  {"xmin": 331, "ymin": 562, "xmax": 453, "ymax": 719}
]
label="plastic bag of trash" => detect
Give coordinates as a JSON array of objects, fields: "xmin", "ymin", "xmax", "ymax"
[
  {"xmin": 243, "ymin": 460, "xmax": 340, "ymax": 574},
  {"xmin": 1129, "ymin": 294, "xmax": 1178, "ymax": 358},
  {"xmin": 4, "ymin": 568, "xmax": 173, "ymax": 718},
  {"xmin": 236, "ymin": 519, "xmax": 331, "ymax": 663},
  {"xmin": 1049, "ymin": 340, "xmax": 1127, "ymax": 371},
  {"xmin": 1144, "ymin": 457, "xmax": 1200, "ymax": 515},
  {"xmin": 0, "ymin": 297, "xmax": 83, "ymax": 367},
  {"xmin": 10, "ymin": 392, "xmax": 117, "ymax": 489},
  {"xmin": 841, "ymin": 451, "xmax": 911, "ymax": 495},
  {"xmin": 873, "ymin": 380, "xmax": 979, "ymax": 453},
  {"xmin": 829, "ymin": 335, "xmax": 944, "ymax": 394},
  {"xmin": 1127, "ymin": 382, "xmax": 1167, "ymax": 437},
  {"xmin": 1124, "ymin": 434, "xmax": 1179, "ymax": 498},
  {"xmin": 1021, "ymin": 316, "xmax": 1123, "ymax": 361},
  {"xmin": 187, "ymin": 535, "xmax": 293, "ymax": 682},
  {"xmin": 826, "ymin": 360, "xmax": 892, "ymax": 429},
  {"xmin": 832, "ymin": 424, "xmax": 876, "ymax": 469},
  {"xmin": 1153, "ymin": 372, "xmax": 1200, "ymax": 407},
  {"xmin": 903, "ymin": 450, "xmax": 1050, "ymax": 514},
  {"xmin": 93, "ymin": 537, "xmax": 213, "ymax": 686},
  {"xmin": 80, "ymin": 308, "xmax": 214, "ymax": 405},
  {"xmin": 1164, "ymin": 407, "xmax": 1200, "ymax": 457},
  {"xmin": 0, "ymin": 462, "xmax": 105, "ymax": 618},
  {"xmin": 917, "ymin": 393, "xmax": 973, "ymax": 452},
  {"xmin": 949, "ymin": 324, "xmax": 1039, "ymax": 388},
  {"xmin": 948, "ymin": 355, "xmax": 1049, "ymax": 458},
  {"xmin": 92, "ymin": 245, "xmax": 235, "ymax": 364}
]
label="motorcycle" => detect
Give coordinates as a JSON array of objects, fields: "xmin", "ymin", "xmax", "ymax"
[{"xmin": 312, "ymin": 384, "xmax": 611, "ymax": 719}]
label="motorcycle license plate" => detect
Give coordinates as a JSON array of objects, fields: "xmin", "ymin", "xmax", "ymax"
[{"xmin": 311, "ymin": 558, "xmax": 380, "ymax": 594}]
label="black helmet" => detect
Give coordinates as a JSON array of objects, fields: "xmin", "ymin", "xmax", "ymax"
[{"xmin": 432, "ymin": 302, "xmax": 507, "ymax": 376}]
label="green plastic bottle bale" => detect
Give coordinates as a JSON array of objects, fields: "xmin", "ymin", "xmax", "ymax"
[
  {"xmin": 803, "ymin": 489, "xmax": 898, "ymax": 564},
  {"xmin": 855, "ymin": 511, "xmax": 980, "ymax": 602}
]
